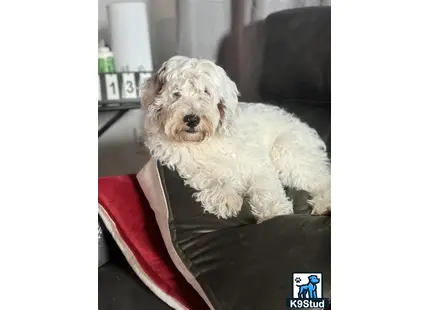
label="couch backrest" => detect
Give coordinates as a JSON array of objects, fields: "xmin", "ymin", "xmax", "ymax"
[{"xmin": 260, "ymin": 7, "xmax": 331, "ymax": 104}]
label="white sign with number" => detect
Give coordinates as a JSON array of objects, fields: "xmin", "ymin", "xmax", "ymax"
[
  {"xmin": 121, "ymin": 73, "xmax": 138, "ymax": 99},
  {"xmin": 105, "ymin": 74, "xmax": 120, "ymax": 100}
]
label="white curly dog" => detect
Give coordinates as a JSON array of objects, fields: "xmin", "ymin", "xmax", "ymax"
[{"xmin": 140, "ymin": 55, "xmax": 330, "ymax": 222}]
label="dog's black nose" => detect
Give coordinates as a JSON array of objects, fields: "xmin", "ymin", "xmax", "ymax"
[{"xmin": 183, "ymin": 114, "xmax": 200, "ymax": 128}]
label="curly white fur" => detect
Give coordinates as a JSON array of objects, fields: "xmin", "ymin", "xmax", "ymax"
[{"xmin": 140, "ymin": 55, "xmax": 331, "ymax": 222}]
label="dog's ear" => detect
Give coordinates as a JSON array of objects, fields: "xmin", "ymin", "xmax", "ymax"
[
  {"xmin": 216, "ymin": 68, "xmax": 240, "ymax": 135},
  {"xmin": 139, "ymin": 64, "xmax": 167, "ymax": 108}
]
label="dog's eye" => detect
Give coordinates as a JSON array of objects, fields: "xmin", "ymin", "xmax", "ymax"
[
  {"xmin": 173, "ymin": 91, "xmax": 181, "ymax": 98},
  {"xmin": 204, "ymin": 89, "xmax": 210, "ymax": 96}
]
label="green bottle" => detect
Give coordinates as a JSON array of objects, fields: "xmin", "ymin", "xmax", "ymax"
[{"xmin": 98, "ymin": 40, "xmax": 115, "ymax": 73}]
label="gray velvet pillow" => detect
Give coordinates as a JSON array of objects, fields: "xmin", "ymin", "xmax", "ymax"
[{"xmin": 137, "ymin": 159, "xmax": 331, "ymax": 310}]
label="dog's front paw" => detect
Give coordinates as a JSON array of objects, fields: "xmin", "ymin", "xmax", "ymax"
[
  {"xmin": 309, "ymin": 194, "xmax": 331, "ymax": 216},
  {"xmin": 198, "ymin": 190, "xmax": 243, "ymax": 219},
  {"xmin": 215, "ymin": 191, "xmax": 244, "ymax": 219},
  {"xmin": 310, "ymin": 205, "xmax": 331, "ymax": 216}
]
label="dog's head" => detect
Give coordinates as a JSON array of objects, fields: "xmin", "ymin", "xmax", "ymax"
[
  {"xmin": 308, "ymin": 275, "xmax": 320, "ymax": 284},
  {"xmin": 140, "ymin": 55, "xmax": 239, "ymax": 143}
]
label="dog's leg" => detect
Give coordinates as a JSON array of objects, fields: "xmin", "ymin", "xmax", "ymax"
[
  {"xmin": 309, "ymin": 287, "xmax": 315, "ymax": 298},
  {"xmin": 247, "ymin": 171, "xmax": 294, "ymax": 223},
  {"xmin": 299, "ymin": 287, "xmax": 308, "ymax": 299},
  {"xmin": 270, "ymin": 131, "xmax": 331, "ymax": 215},
  {"xmin": 298, "ymin": 286, "xmax": 306, "ymax": 299},
  {"xmin": 312, "ymin": 289, "xmax": 317, "ymax": 298},
  {"xmin": 192, "ymin": 183, "xmax": 243, "ymax": 219}
]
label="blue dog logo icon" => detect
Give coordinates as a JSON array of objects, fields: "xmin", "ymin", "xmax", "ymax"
[
  {"xmin": 296, "ymin": 275, "xmax": 320, "ymax": 299},
  {"xmin": 287, "ymin": 273, "xmax": 328, "ymax": 308}
]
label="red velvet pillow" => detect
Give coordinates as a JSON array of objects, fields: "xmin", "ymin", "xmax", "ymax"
[{"xmin": 98, "ymin": 175, "xmax": 209, "ymax": 310}]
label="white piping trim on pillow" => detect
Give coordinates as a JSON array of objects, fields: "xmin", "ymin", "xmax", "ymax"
[
  {"xmin": 98, "ymin": 203, "xmax": 189, "ymax": 310},
  {"xmin": 137, "ymin": 158, "xmax": 215, "ymax": 310}
]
